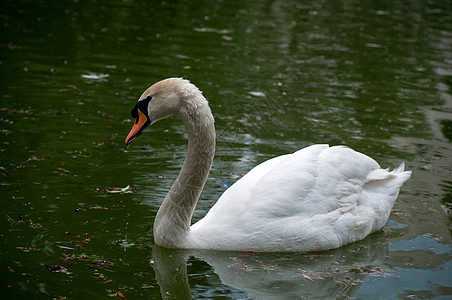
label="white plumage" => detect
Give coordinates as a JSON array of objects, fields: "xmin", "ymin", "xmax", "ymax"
[
  {"xmin": 125, "ymin": 78, "xmax": 411, "ymax": 252},
  {"xmin": 189, "ymin": 145, "xmax": 410, "ymax": 251}
]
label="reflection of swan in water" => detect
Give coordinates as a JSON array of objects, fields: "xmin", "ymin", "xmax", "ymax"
[{"xmin": 152, "ymin": 231, "xmax": 391, "ymax": 299}]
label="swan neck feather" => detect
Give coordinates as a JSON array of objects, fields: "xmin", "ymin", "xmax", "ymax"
[{"xmin": 153, "ymin": 92, "xmax": 215, "ymax": 248}]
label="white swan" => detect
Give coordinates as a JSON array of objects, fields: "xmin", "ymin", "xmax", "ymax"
[{"xmin": 125, "ymin": 78, "xmax": 411, "ymax": 252}]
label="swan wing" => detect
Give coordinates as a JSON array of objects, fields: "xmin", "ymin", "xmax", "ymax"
[
  {"xmin": 251, "ymin": 145, "xmax": 380, "ymax": 217},
  {"xmin": 197, "ymin": 145, "xmax": 377, "ymax": 221}
]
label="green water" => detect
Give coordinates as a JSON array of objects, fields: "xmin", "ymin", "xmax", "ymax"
[{"xmin": 1, "ymin": 0, "xmax": 451, "ymax": 298}]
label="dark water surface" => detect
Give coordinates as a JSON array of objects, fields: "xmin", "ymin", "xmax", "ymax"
[{"xmin": 1, "ymin": 0, "xmax": 451, "ymax": 298}]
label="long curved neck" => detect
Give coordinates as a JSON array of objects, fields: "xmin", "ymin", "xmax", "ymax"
[{"xmin": 153, "ymin": 98, "xmax": 215, "ymax": 248}]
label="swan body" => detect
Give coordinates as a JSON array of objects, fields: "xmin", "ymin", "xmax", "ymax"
[{"xmin": 125, "ymin": 78, "xmax": 411, "ymax": 252}]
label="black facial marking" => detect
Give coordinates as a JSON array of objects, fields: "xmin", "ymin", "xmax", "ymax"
[
  {"xmin": 130, "ymin": 95, "xmax": 153, "ymax": 120},
  {"xmin": 131, "ymin": 105, "xmax": 139, "ymax": 119}
]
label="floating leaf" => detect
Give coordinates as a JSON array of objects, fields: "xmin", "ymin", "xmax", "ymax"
[
  {"xmin": 117, "ymin": 291, "xmax": 126, "ymax": 299},
  {"xmin": 193, "ymin": 27, "xmax": 233, "ymax": 34},
  {"xmin": 16, "ymin": 246, "xmax": 40, "ymax": 252},
  {"xmin": 105, "ymin": 185, "xmax": 133, "ymax": 194},
  {"xmin": 1, "ymin": 167, "xmax": 8, "ymax": 175},
  {"xmin": 248, "ymin": 91, "xmax": 266, "ymax": 97},
  {"xmin": 302, "ymin": 274, "xmax": 314, "ymax": 281},
  {"xmin": 81, "ymin": 73, "xmax": 109, "ymax": 80},
  {"xmin": 45, "ymin": 264, "xmax": 70, "ymax": 274},
  {"xmin": 140, "ymin": 284, "xmax": 154, "ymax": 289}
]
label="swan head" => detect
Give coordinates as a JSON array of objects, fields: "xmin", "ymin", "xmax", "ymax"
[{"xmin": 125, "ymin": 77, "xmax": 204, "ymax": 146}]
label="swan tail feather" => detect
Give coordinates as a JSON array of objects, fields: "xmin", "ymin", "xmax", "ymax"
[
  {"xmin": 361, "ymin": 163, "xmax": 411, "ymax": 231},
  {"xmin": 365, "ymin": 162, "xmax": 411, "ymax": 184}
]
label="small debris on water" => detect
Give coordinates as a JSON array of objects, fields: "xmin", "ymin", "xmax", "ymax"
[
  {"xmin": 248, "ymin": 91, "xmax": 266, "ymax": 97},
  {"xmin": 81, "ymin": 72, "xmax": 109, "ymax": 81},
  {"xmin": 45, "ymin": 264, "xmax": 70, "ymax": 274},
  {"xmin": 105, "ymin": 185, "xmax": 133, "ymax": 194}
]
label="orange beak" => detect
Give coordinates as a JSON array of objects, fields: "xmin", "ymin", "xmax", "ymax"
[{"xmin": 125, "ymin": 109, "xmax": 150, "ymax": 146}]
